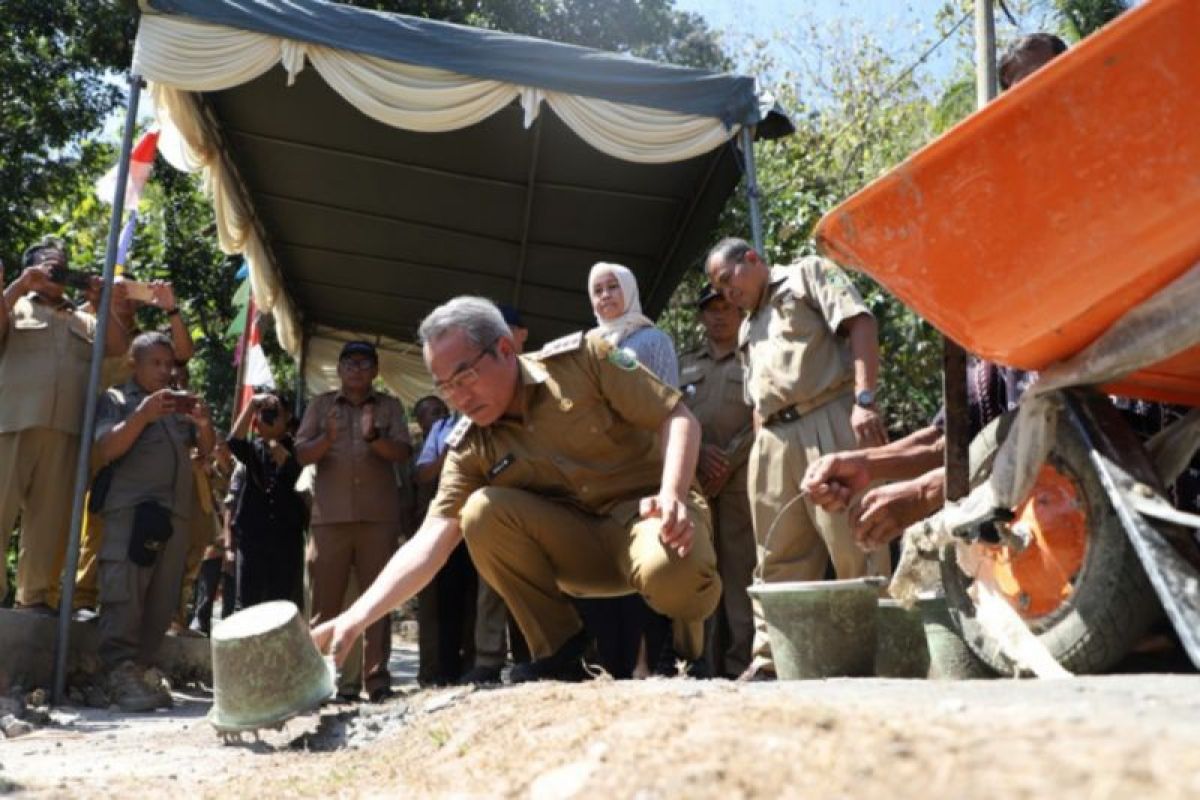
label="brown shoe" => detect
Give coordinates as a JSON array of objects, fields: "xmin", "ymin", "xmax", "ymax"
[{"xmin": 107, "ymin": 661, "xmax": 172, "ymax": 712}]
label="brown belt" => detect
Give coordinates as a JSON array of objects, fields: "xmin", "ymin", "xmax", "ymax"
[{"xmin": 764, "ymin": 382, "xmax": 852, "ymax": 428}]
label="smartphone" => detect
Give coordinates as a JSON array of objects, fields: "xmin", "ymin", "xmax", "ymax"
[
  {"xmin": 120, "ymin": 279, "xmax": 155, "ymax": 303},
  {"xmin": 171, "ymin": 391, "xmax": 197, "ymax": 414}
]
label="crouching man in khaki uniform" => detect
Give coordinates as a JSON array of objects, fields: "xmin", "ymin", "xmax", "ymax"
[
  {"xmin": 706, "ymin": 238, "xmax": 890, "ymax": 680},
  {"xmin": 314, "ymin": 296, "xmax": 721, "ymax": 682}
]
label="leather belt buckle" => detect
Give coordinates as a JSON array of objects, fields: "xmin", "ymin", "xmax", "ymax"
[{"xmin": 770, "ymin": 405, "xmax": 801, "ymax": 426}]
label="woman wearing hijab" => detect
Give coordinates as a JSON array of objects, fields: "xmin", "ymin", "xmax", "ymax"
[
  {"xmin": 588, "ymin": 262, "xmax": 679, "ymax": 388},
  {"xmin": 580, "ymin": 262, "xmax": 682, "ymax": 678}
]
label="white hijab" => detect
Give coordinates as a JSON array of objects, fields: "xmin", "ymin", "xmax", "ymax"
[{"xmin": 588, "ymin": 262, "xmax": 654, "ymax": 346}]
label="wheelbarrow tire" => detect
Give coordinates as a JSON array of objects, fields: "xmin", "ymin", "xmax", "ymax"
[{"xmin": 941, "ymin": 404, "xmax": 1162, "ymax": 675}]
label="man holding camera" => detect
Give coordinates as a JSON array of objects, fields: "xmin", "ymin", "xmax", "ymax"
[
  {"xmin": 93, "ymin": 331, "xmax": 214, "ymax": 710},
  {"xmin": 0, "ymin": 238, "xmax": 129, "ymax": 613},
  {"xmin": 296, "ymin": 341, "xmax": 412, "ymax": 702}
]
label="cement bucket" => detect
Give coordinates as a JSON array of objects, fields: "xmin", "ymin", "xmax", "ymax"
[
  {"xmin": 208, "ymin": 601, "xmax": 334, "ymax": 733},
  {"xmin": 917, "ymin": 595, "xmax": 994, "ymax": 680},
  {"xmin": 875, "ymin": 599, "xmax": 931, "ymax": 678},
  {"xmin": 748, "ymin": 578, "xmax": 882, "ymax": 679}
]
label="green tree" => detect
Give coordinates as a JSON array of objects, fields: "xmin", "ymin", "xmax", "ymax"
[{"xmin": 1053, "ymin": 0, "xmax": 1128, "ymax": 40}]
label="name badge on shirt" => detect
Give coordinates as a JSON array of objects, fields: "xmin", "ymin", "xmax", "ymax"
[{"xmin": 488, "ymin": 453, "xmax": 516, "ymax": 480}]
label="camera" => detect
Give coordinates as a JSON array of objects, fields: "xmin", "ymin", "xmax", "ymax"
[
  {"xmin": 48, "ymin": 265, "xmax": 97, "ymax": 291},
  {"xmin": 259, "ymin": 406, "xmax": 279, "ymax": 425}
]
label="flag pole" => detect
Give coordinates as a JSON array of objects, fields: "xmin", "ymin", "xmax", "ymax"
[{"xmin": 53, "ymin": 73, "xmax": 143, "ymax": 705}]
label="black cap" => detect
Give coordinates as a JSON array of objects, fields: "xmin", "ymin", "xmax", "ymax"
[
  {"xmin": 498, "ymin": 303, "xmax": 525, "ymax": 328},
  {"xmin": 339, "ymin": 340, "xmax": 378, "ymax": 362},
  {"xmin": 696, "ymin": 282, "xmax": 721, "ymax": 308}
]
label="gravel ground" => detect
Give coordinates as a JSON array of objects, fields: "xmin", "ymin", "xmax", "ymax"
[{"xmin": 3, "ymin": 642, "xmax": 1199, "ymax": 799}]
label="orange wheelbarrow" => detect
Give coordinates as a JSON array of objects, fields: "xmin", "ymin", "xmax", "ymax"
[{"xmin": 815, "ymin": 0, "xmax": 1200, "ymax": 673}]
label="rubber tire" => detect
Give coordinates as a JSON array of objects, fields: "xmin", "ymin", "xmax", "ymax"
[{"xmin": 940, "ymin": 395, "xmax": 1163, "ymax": 675}]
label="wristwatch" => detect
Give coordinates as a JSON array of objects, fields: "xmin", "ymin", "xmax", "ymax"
[{"xmin": 854, "ymin": 389, "xmax": 876, "ymax": 408}]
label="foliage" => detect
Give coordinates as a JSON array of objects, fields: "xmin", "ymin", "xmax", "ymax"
[{"xmin": 1053, "ymin": 0, "xmax": 1128, "ymax": 40}]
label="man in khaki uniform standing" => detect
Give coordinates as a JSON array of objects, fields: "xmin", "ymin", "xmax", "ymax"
[
  {"xmin": 678, "ymin": 284, "xmax": 756, "ymax": 678},
  {"xmin": 313, "ymin": 296, "xmax": 721, "ymax": 682},
  {"xmin": 0, "ymin": 240, "xmax": 128, "ymax": 613},
  {"xmin": 706, "ymin": 238, "xmax": 889, "ymax": 679},
  {"xmin": 296, "ymin": 341, "xmax": 412, "ymax": 702}
]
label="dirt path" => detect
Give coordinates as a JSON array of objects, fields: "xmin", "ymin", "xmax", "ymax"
[{"xmin": 4, "ymin": 644, "xmax": 1199, "ymax": 799}]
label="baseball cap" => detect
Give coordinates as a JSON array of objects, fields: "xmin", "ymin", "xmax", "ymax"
[
  {"xmin": 695, "ymin": 282, "xmax": 721, "ymax": 308},
  {"xmin": 339, "ymin": 340, "xmax": 378, "ymax": 362},
  {"xmin": 498, "ymin": 303, "xmax": 525, "ymax": 328}
]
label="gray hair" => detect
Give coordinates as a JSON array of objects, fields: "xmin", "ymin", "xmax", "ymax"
[
  {"xmin": 418, "ymin": 296, "xmax": 510, "ymax": 352},
  {"xmin": 706, "ymin": 237, "xmax": 754, "ymax": 268},
  {"xmin": 130, "ymin": 331, "xmax": 174, "ymax": 361}
]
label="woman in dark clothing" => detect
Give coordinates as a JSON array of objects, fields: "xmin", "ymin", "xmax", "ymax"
[{"xmin": 227, "ymin": 392, "xmax": 306, "ymax": 610}]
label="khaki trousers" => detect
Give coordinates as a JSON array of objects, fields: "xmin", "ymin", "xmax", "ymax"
[
  {"xmin": 307, "ymin": 522, "xmax": 397, "ymax": 694},
  {"xmin": 71, "ymin": 506, "xmax": 103, "ymax": 608},
  {"xmin": 706, "ymin": 462, "xmax": 757, "ymax": 678},
  {"xmin": 460, "ymin": 487, "xmax": 721, "ymax": 661},
  {"xmin": 0, "ymin": 428, "xmax": 80, "ymax": 606},
  {"xmin": 97, "ymin": 507, "xmax": 189, "ymax": 667},
  {"xmin": 176, "ymin": 507, "xmax": 218, "ymax": 625},
  {"xmin": 748, "ymin": 395, "xmax": 891, "ymax": 667}
]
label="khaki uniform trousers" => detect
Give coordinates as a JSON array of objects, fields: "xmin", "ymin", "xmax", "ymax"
[
  {"xmin": 748, "ymin": 395, "xmax": 891, "ymax": 668},
  {"xmin": 307, "ymin": 522, "xmax": 398, "ymax": 694},
  {"xmin": 176, "ymin": 507, "xmax": 218, "ymax": 626},
  {"xmin": 70, "ymin": 506, "xmax": 104, "ymax": 609},
  {"xmin": 460, "ymin": 487, "xmax": 721, "ymax": 661},
  {"xmin": 0, "ymin": 428, "xmax": 81, "ymax": 606},
  {"xmin": 97, "ymin": 506, "xmax": 190, "ymax": 667},
  {"xmin": 705, "ymin": 462, "xmax": 757, "ymax": 678}
]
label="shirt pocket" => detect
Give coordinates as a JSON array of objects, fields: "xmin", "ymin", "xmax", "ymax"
[
  {"xmin": 680, "ymin": 371, "xmax": 707, "ymax": 408},
  {"xmin": 66, "ymin": 317, "xmax": 94, "ymax": 361},
  {"xmin": 772, "ymin": 288, "xmax": 825, "ymax": 341},
  {"xmin": 723, "ymin": 370, "xmax": 746, "ymax": 405}
]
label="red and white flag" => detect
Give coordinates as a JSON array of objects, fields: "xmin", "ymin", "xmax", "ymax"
[
  {"xmin": 238, "ymin": 298, "xmax": 276, "ymax": 414},
  {"xmin": 96, "ymin": 128, "xmax": 160, "ymax": 208}
]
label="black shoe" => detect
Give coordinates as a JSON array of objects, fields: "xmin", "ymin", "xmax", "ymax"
[
  {"xmin": 508, "ymin": 630, "xmax": 591, "ymax": 684},
  {"xmin": 459, "ymin": 665, "xmax": 502, "ymax": 685},
  {"xmin": 654, "ymin": 644, "xmax": 712, "ymax": 679},
  {"xmin": 367, "ymin": 686, "xmax": 395, "ymax": 704}
]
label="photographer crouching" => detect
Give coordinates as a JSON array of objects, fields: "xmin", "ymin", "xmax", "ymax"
[{"xmin": 92, "ymin": 331, "xmax": 214, "ymax": 711}]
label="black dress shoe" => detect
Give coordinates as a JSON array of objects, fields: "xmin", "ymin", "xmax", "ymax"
[
  {"xmin": 459, "ymin": 665, "xmax": 502, "ymax": 685},
  {"xmin": 508, "ymin": 629, "xmax": 592, "ymax": 684},
  {"xmin": 368, "ymin": 686, "xmax": 395, "ymax": 703}
]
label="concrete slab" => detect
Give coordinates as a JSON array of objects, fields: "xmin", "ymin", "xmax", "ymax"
[{"xmin": 0, "ymin": 608, "xmax": 210, "ymax": 691}]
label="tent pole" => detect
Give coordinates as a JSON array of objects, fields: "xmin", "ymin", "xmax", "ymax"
[
  {"xmin": 740, "ymin": 126, "xmax": 765, "ymax": 254},
  {"xmin": 52, "ymin": 73, "xmax": 143, "ymax": 705}
]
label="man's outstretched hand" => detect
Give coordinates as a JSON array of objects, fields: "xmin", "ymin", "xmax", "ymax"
[{"xmin": 311, "ymin": 615, "xmax": 363, "ymax": 667}]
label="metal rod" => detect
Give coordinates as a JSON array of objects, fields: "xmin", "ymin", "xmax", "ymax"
[
  {"xmin": 975, "ymin": 0, "xmax": 999, "ymax": 105},
  {"xmin": 740, "ymin": 126, "xmax": 764, "ymax": 254},
  {"xmin": 945, "ymin": 0, "xmax": 999, "ymax": 503},
  {"xmin": 53, "ymin": 73, "xmax": 143, "ymax": 705}
]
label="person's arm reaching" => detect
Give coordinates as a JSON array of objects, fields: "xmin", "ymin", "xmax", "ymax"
[
  {"xmin": 312, "ymin": 515, "xmax": 463, "ymax": 663},
  {"xmin": 802, "ymin": 424, "xmax": 944, "ymax": 512},
  {"xmin": 640, "ymin": 401, "xmax": 701, "ymax": 558}
]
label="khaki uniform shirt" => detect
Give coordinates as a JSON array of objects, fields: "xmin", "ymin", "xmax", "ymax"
[
  {"xmin": 679, "ymin": 343, "xmax": 754, "ymax": 469},
  {"xmin": 739, "ymin": 256, "xmax": 869, "ymax": 419},
  {"xmin": 429, "ymin": 332, "xmax": 681, "ymax": 521},
  {"xmin": 0, "ymin": 294, "xmax": 97, "ymax": 435},
  {"xmin": 295, "ymin": 389, "xmax": 411, "ymax": 525},
  {"xmin": 94, "ymin": 380, "xmax": 196, "ymax": 519}
]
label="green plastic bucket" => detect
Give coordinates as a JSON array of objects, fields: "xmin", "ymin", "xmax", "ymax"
[
  {"xmin": 916, "ymin": 595, "xmax": 994, "ymax": 680},
  {"xmin": 875, "ymin": 599, "xmax": 931, "ymax": 678},
  {"xmin": 748, "ymin": 578, "xmax": 882, "ymax": 680},
  {"xmin": 208, "ymin": 601, "xmax": 335, "ymax": 733}
]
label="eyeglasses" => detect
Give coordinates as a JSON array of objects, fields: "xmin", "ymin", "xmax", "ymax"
[
  {"xmin": 340, "ymin": 358, "xmax": 376, "ymax": 372},
  {"xmin": 433, "ymin": 342, "xmax": 497, "ymax": 398}
]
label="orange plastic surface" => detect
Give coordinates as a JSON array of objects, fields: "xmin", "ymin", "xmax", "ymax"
[
  {"xmin": 977, "ymin": 465, "xmax": 1088, "ymax": 620},
  {"xmin": 815, "ymin": 0, "xmax": 1200, "ymax": 406}
]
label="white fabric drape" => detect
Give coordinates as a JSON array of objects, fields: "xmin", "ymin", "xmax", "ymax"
[
  {"xmin": 133, "ymin": 12, "xmax": 740, "ymax": 162},
  {"xmin": 132, "ymin": 10, "xmax": 743, "ymax": 365}
]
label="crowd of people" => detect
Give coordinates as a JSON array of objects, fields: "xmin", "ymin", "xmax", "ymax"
[{"xmin": 3, "ymin": 33, "xmax": 1196, "ymax": 712}]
